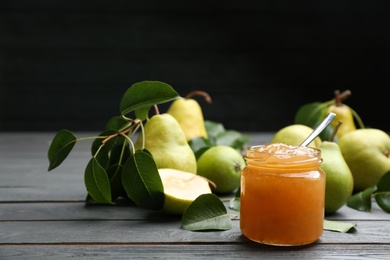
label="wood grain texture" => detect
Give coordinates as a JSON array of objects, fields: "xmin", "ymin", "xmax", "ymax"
[
  {"xmin": 1, "ymin": 244, "xmax": 389, "ymax": 260},
  {"xmin": 1, "ymin": 219, "xmax": 389, "ymax": 244},
  {"xmin": 1, "ymin": 132, "xmax": 390, "ymax": 259}
]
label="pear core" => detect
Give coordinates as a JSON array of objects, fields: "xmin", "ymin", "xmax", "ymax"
[{"xmin": 158, "ymin": 168, "xmax": 212, "ymax": 215}]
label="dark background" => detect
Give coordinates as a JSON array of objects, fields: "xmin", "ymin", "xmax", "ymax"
[{"xmin": 1, "ymin": 1, "xmax": 389, "ymax": 133}]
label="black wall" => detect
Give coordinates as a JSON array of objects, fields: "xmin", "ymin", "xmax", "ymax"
[{"xmin": 1, "ymin": 1, "xmax": 389, "ymax": 133}]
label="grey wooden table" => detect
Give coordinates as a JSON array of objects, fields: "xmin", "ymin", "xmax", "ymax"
[{"xmin": 1, "ymin": 132, "xmax": 389, "ymax": 259}]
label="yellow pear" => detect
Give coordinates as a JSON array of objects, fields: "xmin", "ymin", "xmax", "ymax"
[
  {"xmin": 134, "ymin": 113, "xmax": 197, "ymax": 173},
  {"xmin": 327, "ymin": 90, "xmax": 356, "ymax": 138},
  {"xmin": 319, "ymin": 141, "xmax": 354, "ymax": 214},
  {"xmin": 167, "ymin": 90, "xmax": 212, "ymax": 141},
  {"xmin": 270, "ymin": 124, "xmax": 322, "ymax": 148}
]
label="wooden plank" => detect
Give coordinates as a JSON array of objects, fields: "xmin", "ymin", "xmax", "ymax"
[
  {"xmin": 1, "ymin": 244, "xmax": 390, "ymax": 260},
  {"xmin": 1, "ymin": 132, "xmax": 390, "ymax": 258},
  {"xmin": 0, "ymin": 132, "xmax": 273, "ymax": 202},
  {"xmin": 0, "ymin": 201, "xmax": 388, "ymax": 221},
  {"xmin": 0, "ymin": 220, "xmax": 389, "ymax": 244}
]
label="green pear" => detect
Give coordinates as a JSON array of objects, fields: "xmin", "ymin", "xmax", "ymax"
[
  {"xmin": 196, "ymin": 145, "xmax": 245, "ymax": 194},
  {"xmin": 338, "ymin": 128, "xmax": 390, "ymax": 192},
  {"xmin": 319, "ymin": 141, "xmax": 354, "ymax": 214},
  {"xmin": 167, "ymin": 91, "xmax": 211, "ymax": 142},
  {"xmin": 270, "ymin": 124, "xmax": 322, "ymax": 148},
  {"xmin": 134, "ymin": 113, "xmax": 197, "ymax": 173}
]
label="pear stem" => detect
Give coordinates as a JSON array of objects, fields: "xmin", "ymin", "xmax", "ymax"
[
  {"xmin": 185, "ymin": 90, "xmax": 212, "ymax": 104},
  {"xmin": 330, "ymin": 121, "xmax": 343, "ymax": 142},
  {"xmin": 153, "ymin": 104, "xmax": 160, "ymax": 115},
  {"xmin": 334, "ymin": 89, "xmax": 352, "ymax": 106}
]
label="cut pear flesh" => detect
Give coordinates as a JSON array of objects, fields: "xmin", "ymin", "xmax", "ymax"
[{"xmin": 158, "ymin": 168, "xmax": 212, "ymax": 215}]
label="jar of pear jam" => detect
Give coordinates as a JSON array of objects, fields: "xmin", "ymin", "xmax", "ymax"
[{"xmin": 240, "ymin": 143, "xmax": 325, "ymax": 246}]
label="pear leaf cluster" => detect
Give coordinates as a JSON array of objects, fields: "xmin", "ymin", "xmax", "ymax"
[
  {"xmin": 189, "ymin": 120, "xmax": 250, "ymax": 159},
  {"xmin": 347, "ymin": 171, "xmax": 390, "ymax": 213},
  {"xmin": 47, "ymin": 80, "xmax": 236, "ymax": 232}
]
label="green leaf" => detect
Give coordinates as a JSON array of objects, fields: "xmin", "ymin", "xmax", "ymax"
[
  {"xmin": 204, "ymin": 120, "xmax": 250, "ymax": 150},
  {"xmin": 106, "ymin": 163, "xmax": 126, "ymax": 200},
  {"xmin": 323, "ymin": 219, "xmax": 356, "ymax": 233},
  {"xmin": 347, "ymin": 186, "xmax": 377, "ymax": 212},
  {"xmin": 91, "ymin": 130, "xmax": 130, "ymax": 170},
  {"xmin": 188, "ymin": 136, "xmax": 214, "ymax": 158},
  {"xmin": 215, "ymin": 130, "xmax": 251, "ymax": 149},
  {"xmin": 48, "ymin": 130, "xmax": 77, "ymax": 171},
  {"xmin": 91, "ymin": 130, "xmax": 118, "ymax": 168},
  {"xmin": 108, "ymin": 141, "xmax": 131, "ymax": 168},
  {"xmin": 181, "ymin": 193, "xmax": 232, "ymax": 231},
  {"xmin": 84, "ymin": 158, "xmax": 112, "ymax": 204},
  {"xmin": 294, "ymin": 102, "xmax": 326, "ymax": 127},
  {"xmin": 193, "ymin": 147, "xmax": 211, "ymax": 161},
  {"xmin": 229, "ymin": 187, "xmax": 241, "ymax": 211},
  {"xmin": 121, "ymin": 150, "xmax": 164, "ymax": 210},
  {"xmin": 294, "ymin": 102, "xmax": 336, "ymax": 141},
  {"xmin": 120, "ymin": 81, "xmax": 180, "ymax": 116},
  {"xmin": 135, "ymin": 107, "xmax": 151, "ymax": 121},
  {"xmin": 205, "ymin": 120, "xmax": 226, "ymax": 138},
  {"xmin": 374, "ymin": 171, "xmax": 390, "ymax": 213},
  {"xmin": 106, "ymin": 116, "xmax": 130, "ymax": 131},
  {"xmin": 104, "ymin": 134, "xmax": 130, "ymax": 199}
]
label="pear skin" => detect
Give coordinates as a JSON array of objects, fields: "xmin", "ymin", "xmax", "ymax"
[
  {"xmin": 338, "ymin": 128, "xmax": 390, "ymax": 192},
  {"xmin": 134, "ymin": 113, "xmax": 197, "ymax": 173},
  {"xmin": 270, "ymin": 124, "xmax": 322, "ymax": 148},
  {"xmin": 328, "ymin": 104, "xmax": 356, "ymax": 137},
  {"xmin": 167, "ymin": 91, "xmax": 211, "ymax": 142},
  {"xmin": 327, "ymin": 90, "xmax": 357, "ymax": 138},
  {"xmin": 319, "ymin": 141, "xmax": 354, "ymax": 214}
]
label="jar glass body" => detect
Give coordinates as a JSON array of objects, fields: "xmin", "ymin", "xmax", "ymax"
[{"xmin": 240, "ymin": 144, "xmax": 325, "ymax": 246}]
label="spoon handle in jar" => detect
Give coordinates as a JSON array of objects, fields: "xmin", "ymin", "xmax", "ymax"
[{"xmin": 300, "ymin": 112, "xmax": 336, "ymax": 147}]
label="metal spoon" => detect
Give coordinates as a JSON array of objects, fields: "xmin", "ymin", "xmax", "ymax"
[{"xmin": 299, "ymin": 112, "xmax": 336, "ymax": 147}]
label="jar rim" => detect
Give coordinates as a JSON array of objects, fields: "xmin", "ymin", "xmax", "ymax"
[{"xmin": 245, "ymin": 143, "xmax": 322, "ymax": 168}]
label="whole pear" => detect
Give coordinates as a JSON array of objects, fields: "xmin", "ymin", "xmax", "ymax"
[
  {"xmin": 270, "ymin": 124, "xmax": 322, "ymax": 148},
  {"xmin": 167, "ymin": 90, "xmax": 211, "ymax": 141},
  {"xmin": 327, "ymin": 90, "xmax": 356, "ymax": 138},
  {"xmin": 167, "ymin": 98, "xmax": 207, "ymax": 141},
  {"xmin": 134, "ymin": 113, "xmax": 197, "ymax": 173},
  {"xmin": 319, "ymin": 141, "xmax": 354, "ymax": 214},
  {"xmin": 196, "ymin": 145, "xmax": 245, "ymax": 194},
  {"xmin": 338, "ymin": 128, "xmax": 390, "ymax": 192}
]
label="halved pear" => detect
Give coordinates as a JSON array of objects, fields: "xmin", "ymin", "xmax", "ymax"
[{"xmin": 158, "ymin": 168, "xmax": 212, "ymax": 215}]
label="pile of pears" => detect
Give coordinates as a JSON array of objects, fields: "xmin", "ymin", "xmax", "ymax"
[
  {"xmin": 48, "ymin": 81, "xmax": 249, "ymax": 217},
  {"xmin": 136, "ymin": 90, "xmax": 246, "ymax": 197},
  {"xmin": 272, "ymin": 89, "xmax": 390, "ymax": 214},
  {"xmin": 121, "ymin": 87, "xmax": 248, "ymax": 214}
]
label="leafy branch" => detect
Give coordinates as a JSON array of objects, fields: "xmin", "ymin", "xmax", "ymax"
[
  {"xmin": 48, "ymin": 80, "xmax": 180, "ymax": 208},
  {"xmin": 47, "ymin": 80, "xmax": 239, "ymax": 231}
]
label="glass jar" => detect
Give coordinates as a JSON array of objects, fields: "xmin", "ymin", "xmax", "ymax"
[{"xmin": 240, "ymin": 143, "xmax": 325, "ymax": 246}]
